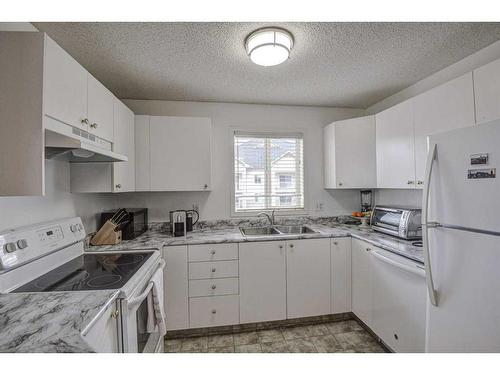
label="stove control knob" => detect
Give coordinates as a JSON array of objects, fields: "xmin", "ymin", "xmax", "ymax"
[
  {"xmin": 4, "ymin": 242, "xmax": 17, "ymax": 253},
  {"xmin": 70, "ymin": 224, "xmax": 78, "ymax": 233},
  {"xmin": 17, "ymin": 239, "xmax": 28, "ymax": 249}
]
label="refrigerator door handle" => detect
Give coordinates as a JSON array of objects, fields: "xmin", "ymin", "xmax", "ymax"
[{"xmin": 422, "ymin": 142, "xmax": 438, "ymax": 307}]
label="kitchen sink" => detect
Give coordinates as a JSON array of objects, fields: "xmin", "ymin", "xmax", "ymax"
[
  {"xmin": 273, "ymin": 225, "xmax": 318, "ymax": 234},
  {"xmin": 239, "ymin": 227, "xmax": 281, "ymax": 236},
  {"xmin": 239, "ymin": 225, "xmax": 318, "ymax": 236}
]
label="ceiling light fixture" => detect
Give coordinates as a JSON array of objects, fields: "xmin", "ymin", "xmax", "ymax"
[{"xmin": 245, "ymin": 27, "xmax": 294, "ymax": 67}]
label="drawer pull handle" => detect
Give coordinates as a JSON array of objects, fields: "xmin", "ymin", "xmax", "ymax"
[
  {"xmin": 211, "ymin": 284, "xmax": 217, "ymax": 290},
  {"xmin": 211, "ymin": 309, "xmax": 217, "ymax": 314},
  {"xmin": 211, "ymin": 268, "xmax": 216, "ymax": 272},
  {"xmin": 210, "ymin": 250, "xmax": 216, "ymax": 255},
  {"xmin": 394, "ymin": 333, "xmax": 399, "ymax": 340}
]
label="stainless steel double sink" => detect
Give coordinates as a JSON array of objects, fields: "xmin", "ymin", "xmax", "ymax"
[{"xmin": 239, "ymin": 225, "xmax": 318, "ymax": 236}]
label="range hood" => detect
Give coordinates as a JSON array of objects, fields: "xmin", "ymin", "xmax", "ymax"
[{"xmin": 44, "ymin": 117, "xmax": 128, "ymax": 163}]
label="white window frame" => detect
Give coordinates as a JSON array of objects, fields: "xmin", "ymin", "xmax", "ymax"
[{"xmin": 230, "ymin": 129, "xmax": 307, "ymax": 217}]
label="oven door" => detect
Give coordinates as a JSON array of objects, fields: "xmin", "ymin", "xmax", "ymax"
[{"xmin": 121, "ymin": 259, "xmax": 165, "ymax": 353}]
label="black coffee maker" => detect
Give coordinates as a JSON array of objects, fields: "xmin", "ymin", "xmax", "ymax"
[{"xmin": 185, "ymin": 209, "xmax": 199, "ymax": 232}]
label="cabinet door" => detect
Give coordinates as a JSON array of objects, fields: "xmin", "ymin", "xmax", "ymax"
[
  {"xmin": 163, "ymin": 246, "xmax": 189, "ymax": 330},
  {"xmin": 474, "ymin": 57, "xmax": 500, "ymax": 125},
  {"xmin": 334, "ymin": 116, "xmax": 376, "ymax": 188},
  {"xmin": 43, "ymin": 35, "xmax": 88, "ymax": 130},
  {"xmin": 83, "ymin": 301, "xmax": 120, "ymax": 352},
  {"xmin": 239, "ymin": 241, "xmax": 286, "ymax": 323},
  {"xmin": 286, "ymin": 238, "xmax": 331, "ymax": 319},
  {"xmin": 413, "ymin": 73, "xmax": 475, "ymax": 186},
  {"xmin": 323, "ymin": 123, "xmax": 337, "ymax": 188},
  {"xmin": 113, "ymin": 99, "xmax": 135, "ymax": 192},
  {"xmin": 150, "ymin": 116, "xmax": 212, "ymax": 191},
  {"xmin": 371, "ymin": 247, "xmax": 426, "ymax": 352},
  {"xmin": 134, "ymin": 115, "xmax": 151, "ymax": 191},
  {"xmin": 331, "ymin": 238, "xmax": 351, "ymax": 314},
  {"xmin": 87, "ymin": 73, "xmax": 114, "ymax": 141},
  {"xmin": 351, "ymin": 238, "xmax": 374, "ymax": 326},
  {"xmin": 376, "ymin": 100, "xmax": 416, "ymax": 188}
]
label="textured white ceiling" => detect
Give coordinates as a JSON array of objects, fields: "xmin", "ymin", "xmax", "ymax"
[{"xmin": 33, "ymin": 22, "xmax": 500, "ymax": 108}]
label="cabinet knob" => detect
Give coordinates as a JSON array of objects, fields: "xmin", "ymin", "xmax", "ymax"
[
  {"xmin": 111, "ymin": 310, "xmax": 120, "ymax": 319},
  {"xmin": 289, "ymin": 244, "xmax": 294, "ymax": 248},
  {"xmin": 90, "ymin": 122, "xmax": 98, "ymax": 129},
  {"xmin": 279, "ymin": 245, "xmax": 283, "ymax": 249},
  {"xmin": 81, "ymin": 118, "xmax": 89, "ymax": 125},
  {"xmin": 333, "ymin": 241, "xmax": 338, "ymax": 246},
  {"xmin": 211, "ymin": 284, "xmax": 217, "ymax": 290},
  {"xmin": 204, "ymin": 184, "xmax": 208, "ymax": 189},
  {"xmin": 417, "ymin": 180, "xmax": 424, "ymax": 185},
  {"xmin": 338, "ymin": 182, "xmax": 343, "ymax": 186},
  {"xmin": 407, "ymin": 180, "xmax": 414, "ymax": 185},
  {"xmin": 211, "ymin": 268, "xmax": 216, "ymax": 273},
  {"xmin": 210, "ymin": 250, "xmax": 216, "ymax": 255},
  {"xmin": 394, "ymin": 333, "xmax": 399, "ymax": 340},
  {"xmin": 366, "ymin": 247, "xmax": 372, "ymax": 252},
  {"xmin": 115, "ymin": 184, "xmax": 121, "ymax": 189},
  {"xmin": 211, "ymin": 309, "xmax": 217, "ymax": 314}
]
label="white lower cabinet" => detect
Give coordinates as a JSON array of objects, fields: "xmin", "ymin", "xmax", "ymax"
[
  {"xmin": 371, "ymin": 247, "xmax": 427, "ymax": 353},
  {"xmin": 331, "ymin": 238, "xmax": 352, "ymax": 314},
  {"xmin": 351, "ymin": 238, "xmax": 374, "ymax": 326},
  {"xmin": 286, "ymin": 238, "xmax": 331, "ymax": 319},
  {"xmin": 83, "ymin": 301, "xmax": 120, "ymax": 352},
  {"xmin": 239, "ymin": 241, "xmax": 287, "ymax": 324},
  {"xmin": 163, "ymin": 245, "xmax": 189, "ymax": 331},
  {"xmin": 189, "ymin": 295, "xmax": 240, "ymax": 329}
]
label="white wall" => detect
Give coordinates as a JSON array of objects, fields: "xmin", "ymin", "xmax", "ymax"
[
  {"xmin": 120, "ymin": 100, "xmax": 365, "ymax": 222},
  {"xmin": 0, "ymin": 160, "xmax": 116, "ymax": 232}
]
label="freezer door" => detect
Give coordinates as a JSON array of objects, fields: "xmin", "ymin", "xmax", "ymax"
[
  {"xmin": 426, "ymin": 227, "xmax": 500, "ymax": 352},
  {"xmin": 428, "ymin": 120, "xmax": 500, "ymax": 233}
]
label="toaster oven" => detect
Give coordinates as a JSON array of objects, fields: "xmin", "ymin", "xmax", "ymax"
[{"xmin": 370, "ymin": 206, "xmax": 422, "ymax": 239}]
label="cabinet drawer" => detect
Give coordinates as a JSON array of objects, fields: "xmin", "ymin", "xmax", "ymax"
[
  {"xmin": 189, "ymin": 260, "xmax": 239, "ymax": 280},
  {"xmin": 189, "ymin": 295, "xmax": 239, "ymax": 328},
  {"xmin": 188, "ymin": 243, "xmax": 238, "ymax": 262},
  {"xmin": 189, "ymin": 277, "xmax": 239, "ymax": 297}
]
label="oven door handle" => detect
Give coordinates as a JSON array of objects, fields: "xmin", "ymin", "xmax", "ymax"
[{"xmin": 128, "ymin": 259, "xmax": 165, "ymax": 307}]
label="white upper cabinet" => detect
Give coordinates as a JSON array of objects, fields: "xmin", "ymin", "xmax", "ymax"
[
  {"xmin": 473, "ymin": 57, "xmax": 500, "ymax": 125},
  {"xmin": 324, "ymin": 116, "xmax": 376, "ymax": 189},
  {"xmin": 149, "ymin": 116, "xmax": 212, "ymax": 191},
  {"xmin": 376, "ymin": 100, "xmax": 416, "ymax": 189},
  {"xmin": 134, "ymin": 115, "xmax": 151, "ymax": 191},
  {"xmin": 70, "ymin": 99, "xmax": 135, "ymax": 193},
  {"xmin": 413, "ymin": 73, "xmax": 475, "ymax": 186},
  {"xmin": 286, "ymin": 238, "xmax": 331, "ymax": 319},
  {"xmin": 44, "ymin": 35, "xmax": 88, "ymax": 131},
  {"xmin": 87, "ymin": 74, "xmax": 115, "ymax": 141},
  {"xmin": 112, "ymin": 99, "xmax": 135, "ymax": 192}
]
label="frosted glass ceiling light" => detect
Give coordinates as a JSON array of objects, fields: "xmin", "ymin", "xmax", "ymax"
[{"xmin": 245, "ymin": 28, "xmax": 294, "ymax": 67}]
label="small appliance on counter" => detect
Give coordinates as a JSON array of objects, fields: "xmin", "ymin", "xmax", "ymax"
[
  {"xmin": 370, "ymin": 205, "xmax": 422, "ymax": 239},
  {"xmin": 169, "ymin": 209, "xmax": 199, "ymax": 233},
  {"xmin": 100, "ymin": 208, "xmax": 148, "ymax": 240},
  {"xmin": 360, "ymin": 189, "xmax": 373, "ymax": 212},
  {"xmin": 169, "ymin": 210, "xmax": 187, "ymax": 237}
]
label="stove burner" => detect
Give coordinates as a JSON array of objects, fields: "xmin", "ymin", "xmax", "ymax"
[
  {"xmin": 103, "ymin": 254, "xmax": 145, "ymax": 267},
  {"xmin": 412, "ymin": 240, "xmax": 423, "ymax": 248},
  {"xmin": 34, "ymin": 270, "xmax": 89, "ymax": 291},
  {"xmin": 87, "ymin": 274, "xmax": 123, "ymax": 288}
]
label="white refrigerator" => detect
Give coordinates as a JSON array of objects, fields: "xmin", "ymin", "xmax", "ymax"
[{"xmin": 423, "ymin": 120, "xmax": 500, "ymax": 352}]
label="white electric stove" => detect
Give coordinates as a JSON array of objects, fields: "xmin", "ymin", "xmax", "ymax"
[{"xmin": 0, "ymin": 217, "xmax": 165, "ymax": 353}]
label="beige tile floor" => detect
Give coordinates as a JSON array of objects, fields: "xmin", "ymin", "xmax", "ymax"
[{"xmin": 164, "ymin": 319, "xmax": 387, "ymax": 353}]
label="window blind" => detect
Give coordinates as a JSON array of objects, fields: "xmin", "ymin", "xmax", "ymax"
[{"xmin": 234, "ymin": 132, "xmax": 304, "ymax": 212}]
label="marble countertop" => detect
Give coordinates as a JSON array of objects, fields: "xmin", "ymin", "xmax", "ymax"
[
  {"xmin": 0, "ymin": 290, "xmax": 119, "ymax": 353},
  {"xmin": 89, "ymin": 223, "xmax": 423, "ymax": 263}
]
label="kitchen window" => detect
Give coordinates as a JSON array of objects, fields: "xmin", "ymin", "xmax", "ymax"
[{"xmin": 233, "ymin": 132, "xmax": 304, "ymax": 212}]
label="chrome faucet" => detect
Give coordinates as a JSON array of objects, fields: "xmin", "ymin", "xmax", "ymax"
[{"xmin": 257, "ymin": 210, "xmax": 275, "ymax": 226}]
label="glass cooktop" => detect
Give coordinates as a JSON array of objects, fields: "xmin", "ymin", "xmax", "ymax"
[{"xmin": 12, "ymin": 252, "xmax": 152, "ymax": 292}]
